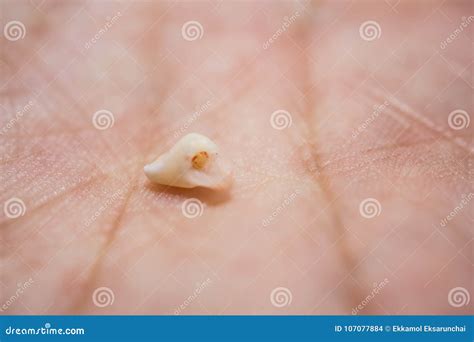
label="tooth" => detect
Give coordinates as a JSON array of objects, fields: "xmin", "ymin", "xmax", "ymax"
[{"xmin": 144, "ymin": 133, "xmax": 233, "ymax": 190}]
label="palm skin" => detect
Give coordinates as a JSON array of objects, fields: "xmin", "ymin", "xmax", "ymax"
[{"xmin": 0, "ymin": 0, "xmax": 472, "ymax": 315}]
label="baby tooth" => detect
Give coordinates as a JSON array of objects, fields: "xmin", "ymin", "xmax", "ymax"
[{"xmin": 144, "ymin": 133, "xmax": 232, "ymax": 190}]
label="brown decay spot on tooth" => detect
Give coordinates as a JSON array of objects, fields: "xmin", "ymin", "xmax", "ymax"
[{"xmin": 192, "ymin": 151, "xmax": 209, "ymax": 170}]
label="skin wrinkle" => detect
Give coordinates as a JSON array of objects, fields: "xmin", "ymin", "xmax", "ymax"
[
  {"xmin": 0, "ymin": 172, "xmax": 107, "ymax": 283},
  {"xmin": 366, "ymin": 87, "xmax": 473, "ymax": 155},
  {"xmin": 319, "ymin": 137, "xmax": 469, "ymax": 179},
  {"xmin": 0, "ymin": 128, "xmax": 137, "ymax": 202},
  {"xmin": 297, "ymin": 30, "xmax": 367, "ymax": 313},
  {"xmin": 2, "ymin": 5, "xmax": 129, "ymax": 311},
  {"xmin": 17, "ymin": 174, "xmax": 132, "ymax": 312},
  {"xmin": 85, "ymin": 132, "xmax": 233, "ymax": 312},
  {"xmin": 289, "ymin": 2, "xmax": 470, "ymax": 314},
  {"xmin": 5, "ymin": 4, "xmax": 173, "ymax": 195},
  {"xmin": 0, "ymin": 127, "xmax": 465, "ymax": 175},
  {"xmin": 67, "ymin": 3, "xmax": 198, "ymax": 312},
  {"xmin": 0, "ymin": 126, "xmax": 134, "ymax": 145},
  {"xmin": 0, "ymin": 172, "xmax": 108, "ymax": 228},
  {"xmin": 0, "ymin": 147, "xmax": 129, "ymax": 188},
  {"xmin": 113, "ymin": 225, "xmax": 174, "ymax": 272},
  {"xmin": 3, "ymin": 6, "xmax": 144, "ymax": 169},
  {"xmin": 69, "ymin": 177, "xmax": 137, "ymax": 313}
]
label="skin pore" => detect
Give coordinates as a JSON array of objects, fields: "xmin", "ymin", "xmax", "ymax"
[{"xmin": 1, "ymin": 0, "xmax": 472, "ymax": 315}]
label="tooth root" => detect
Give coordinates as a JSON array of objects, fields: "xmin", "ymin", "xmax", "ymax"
[{"xmin": 144, "ymin": 133, "xmax": 233, "ymax": 190}]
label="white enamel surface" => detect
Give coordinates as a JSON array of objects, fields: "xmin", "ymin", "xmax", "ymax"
[{"xmin": 144, "ymin": 133, "xmax": 232, "ymax": 189}]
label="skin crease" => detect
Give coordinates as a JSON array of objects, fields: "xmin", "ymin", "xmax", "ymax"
[{"xmin": 0, "ymin": 0, "xmax": 472, "ymax": 315}]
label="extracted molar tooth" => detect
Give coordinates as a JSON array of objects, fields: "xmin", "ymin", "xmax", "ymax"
[{"xmin": 144, "ymin": 133, "xmax": 232, "ymax": 190}]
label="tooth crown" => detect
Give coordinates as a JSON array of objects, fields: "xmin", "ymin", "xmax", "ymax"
[{"xmin": 144, "ymin": 133, "xmax": 232, "ymax": 190}]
